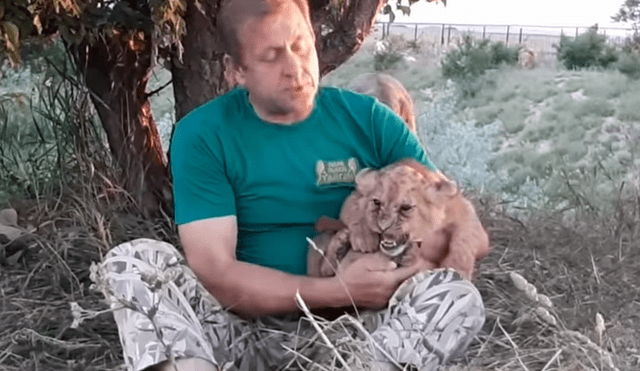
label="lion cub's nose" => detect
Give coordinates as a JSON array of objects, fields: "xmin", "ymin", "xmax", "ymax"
[{"xmin": 377, "ymin": 215, "xmax": 394, "ymax": 231}]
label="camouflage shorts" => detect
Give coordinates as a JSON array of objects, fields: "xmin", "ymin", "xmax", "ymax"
[{"xmin": 92, "ymin": 238, "xmax": 485, "ymax": 371}]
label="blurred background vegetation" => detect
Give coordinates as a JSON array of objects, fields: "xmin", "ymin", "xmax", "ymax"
[
  {"xmin": 321, "ymin": 24, "xmax": 640, "ymax": 218},
  {"xmin": 4, "ymin": 23, "xmax": 640, "ymax": 217}
]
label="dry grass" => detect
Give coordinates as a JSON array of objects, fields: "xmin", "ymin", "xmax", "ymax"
[
  {"xmin": 463, "ymin": 193, "xmax": 640, "ymax": 371},
  {"xmin": 0, "ymin": 157, "xmax": 177, "ymax": 371},
  {"xmin": 293, "ymin": 193, "xmax": 640, "ymax": 371},
  {"xmin": 1, "ymin": 179, "xmax": 639, "ymax": 370}
]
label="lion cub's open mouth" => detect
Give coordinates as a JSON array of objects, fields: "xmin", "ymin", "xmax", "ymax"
[{"xmin": 379, "ymin": 234, "xmax": 411, "ymax": 257}]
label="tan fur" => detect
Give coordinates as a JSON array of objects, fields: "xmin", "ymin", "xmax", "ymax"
[
  {"xmin": 307, "ymin": 159, "xmax": 491, "ymax": 281},
  {"xmin": 349, "ymin": 73, "xmax": 417, "ymax": 132}
]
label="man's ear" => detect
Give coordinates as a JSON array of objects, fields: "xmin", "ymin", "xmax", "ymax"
[{"xmin": 223, "ymin": 54, "xmax": 245, "ymax": 87}]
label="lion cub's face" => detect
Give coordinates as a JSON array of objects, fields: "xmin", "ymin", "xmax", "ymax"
[
  {"xmin": 339, "ymin": 161, "xmax": 458, "ymax": 257},
  {"xmin": 360, "ymin": 168, "xmax": 418, "ymax": 256},
  {"xmin": 345, "ymin": 163, "xmax": 450, "ymax": 256}
]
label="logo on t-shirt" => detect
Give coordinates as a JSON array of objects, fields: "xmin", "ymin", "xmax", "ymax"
[{"xmin": 315, "ymin": 158, "xmax": 359, "ymax": 186}]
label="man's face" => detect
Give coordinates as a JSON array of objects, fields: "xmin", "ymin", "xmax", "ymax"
[{"xmin": 232, "ymin": 2, "xmax": 319, "ymax": 124}]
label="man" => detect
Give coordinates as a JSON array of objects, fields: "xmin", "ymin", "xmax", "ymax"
[{"xmin": 96, "ymin": 0, "xmax": 486, "ymax": 370}]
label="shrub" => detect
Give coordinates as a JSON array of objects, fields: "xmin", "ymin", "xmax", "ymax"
[
  {"xmin": 615, "ymin": 51, "xmax": 640, "ymax": 79},
  {"xmin": 417, "ymin": 83, "xmax": 553, "ymax": 212},
  {"xmin": 555, "ymin": 28, "xmax": 619, "ymax": 70},
  {"xmin": 373, "ymin": 35, "xmax": 406, "ymax": 71},
  {"xmin": 417, "ymin": 82, "xmax": 507, "ymax": 192},
  {"xmin": 0, "ymin": 43, "xmax": 110, "ymax": 203},
  {"xmin": 373, "ymin": 50, "xmax": 403, "ymax": 71},
  {"xmin": 441, "ymin": 35, "xmax": 520, "ymax": 81},
  {"xmin": 490, "ymin": 41, "xmax": 520, "ymax": 66},
  {"xmin": 621, "ymin": 32, "xmax": 640, "ymax": 54},
  {"xmin": 441, "ymin": 35, "xmax": 519, "ymax": 98}
]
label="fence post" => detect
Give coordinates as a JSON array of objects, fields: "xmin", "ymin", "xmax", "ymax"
[
  {"xmin": 447, "ymin": 25, "xmax": 452, "ymax": 45},
  {"xmin": 506, "ymin": 25, "xmax": 510, "ymax": 45},
  {"xmin": 482, "ymin": 25, "xmax": 486, "ymax": 39},
  {"xmin": 519, "ymin": 27, "xmax": 523, "ymax": 44},
  {"xmin": 441, "ymin": 24, "xmax": 445, "ymax": 45},
  {"xmin": 414, "ymin": 23, "xmax": 418, "ymax": 43},
  {"xmin": 575, "ymin": 27, "xmax": 578, "ymax": 38}
]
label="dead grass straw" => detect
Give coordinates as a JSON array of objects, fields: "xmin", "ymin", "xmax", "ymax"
[
  {"xmin": 0, "ymin": 150, "xmax": 176, "ymax": 371},
  {"xmin": 1, "ymin": 187, "xmax": 639, "ymax": 370}
]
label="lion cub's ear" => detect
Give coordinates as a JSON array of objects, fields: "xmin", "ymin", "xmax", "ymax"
[
  {"xmin": 424, "ymin": 176, "xmax": 458, "ymax": 203},
  {"xmin": 354, "ymin": 168, "xmax": 378, "ymax": 194}
]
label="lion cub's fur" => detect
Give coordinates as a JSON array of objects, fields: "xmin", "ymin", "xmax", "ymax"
[{"xmin": 308, "ymin": 159, "xmax": 490, "ymax": 281}]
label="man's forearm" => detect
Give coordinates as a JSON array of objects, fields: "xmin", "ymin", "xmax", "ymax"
[{"xmin": 194, "ymin": 259, "xmax": 352, "ymax": 318}]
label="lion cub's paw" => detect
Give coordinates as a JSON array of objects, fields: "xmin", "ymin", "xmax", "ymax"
[{"xmin": 320, "ymin": 229, "xmax": 350, "ymax": 277}]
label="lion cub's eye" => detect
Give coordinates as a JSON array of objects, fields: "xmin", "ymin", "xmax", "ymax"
[
  {"xmin": 371, "ymin": 198, "xmax": 382, "ymax": 208},
  {"xmin": 399, "ymin": 204, "xmax": 414, "ymax": 214}
]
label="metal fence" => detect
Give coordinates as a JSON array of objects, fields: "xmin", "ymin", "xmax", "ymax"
[{"xmin": 375, "ymin": 22, "xmax": 635, "ymax": 57}]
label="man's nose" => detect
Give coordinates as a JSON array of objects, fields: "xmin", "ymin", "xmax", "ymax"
[{"xmin": 281, "ymin": 49, "xmax": 303, "ymax": 80}]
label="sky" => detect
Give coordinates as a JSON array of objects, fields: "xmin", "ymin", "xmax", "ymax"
[{"xmin": 386, "ymin": 0, "xmax": 630, "ymax": 30}]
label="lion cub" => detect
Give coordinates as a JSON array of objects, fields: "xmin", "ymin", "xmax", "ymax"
[{"xmin": 307, "ymin": 159, "xmax": 490, "ymax": 281}]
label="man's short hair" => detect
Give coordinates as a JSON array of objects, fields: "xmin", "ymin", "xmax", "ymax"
[
  {"xmin": 349, "ymin": 73, "xmax": 417, "ymax": 132},
  {"xmin": 219, "ymin": 0, "xmax": 313, "ymax": 66}
]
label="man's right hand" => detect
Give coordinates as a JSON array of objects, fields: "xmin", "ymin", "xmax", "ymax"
[{"xmin": 335, "ymin": 252, "xmax": 420, "ymax": 310}]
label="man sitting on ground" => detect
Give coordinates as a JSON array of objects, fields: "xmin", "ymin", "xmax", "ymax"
[{"xmin": 96, "ymin": 1, "xmax": 487, "ymax": 370}]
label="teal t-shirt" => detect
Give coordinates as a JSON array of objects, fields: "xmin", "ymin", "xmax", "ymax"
[{"xmin": 170, "ymin": 86, "xmax": 436, "ymax": 275}]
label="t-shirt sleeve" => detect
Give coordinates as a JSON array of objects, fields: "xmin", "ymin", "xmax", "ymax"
[
  {"xmin": 371, "ymin": 100, "xmax": 438, "ymax": 171},
  {"xmin": 170, "ymin": 114, "xmax": 236, "ymax": 225}
]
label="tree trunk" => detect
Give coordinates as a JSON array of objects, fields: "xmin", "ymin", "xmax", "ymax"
[
  {"xmin": 171, "ymin": 0, "xmax": 230, "ymax": 122},
  {"xmin": 70, "ymin": 30, "xmax": 172, "ymax": 217}
]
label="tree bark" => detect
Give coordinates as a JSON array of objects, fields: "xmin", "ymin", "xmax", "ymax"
[
  {"xmin": 171, "ymin": 0, "xmax": 230, "ymax": 122},
  {"xmin": 70, "ymin": 30, "xmax": 172, "ymax": 216}
]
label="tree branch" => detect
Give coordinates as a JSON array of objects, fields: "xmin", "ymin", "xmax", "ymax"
[{"xmin": 313, "ymin": 0, "xmax": 387, "ymax": 76}]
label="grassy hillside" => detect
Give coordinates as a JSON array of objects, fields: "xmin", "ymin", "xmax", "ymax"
[{"xmin": 322, "ymin": 37, "xmax": 640, "ymax": 216}]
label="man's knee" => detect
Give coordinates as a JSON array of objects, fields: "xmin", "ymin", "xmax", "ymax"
[{"xmin": 143, "ymin": 358, "xmax": 218, "ymax": 371}]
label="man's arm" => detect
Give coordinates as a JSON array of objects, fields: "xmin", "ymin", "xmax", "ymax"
[{"xmin": 179, "ymin": 216, "xmax": 420, "ymax": 318}]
